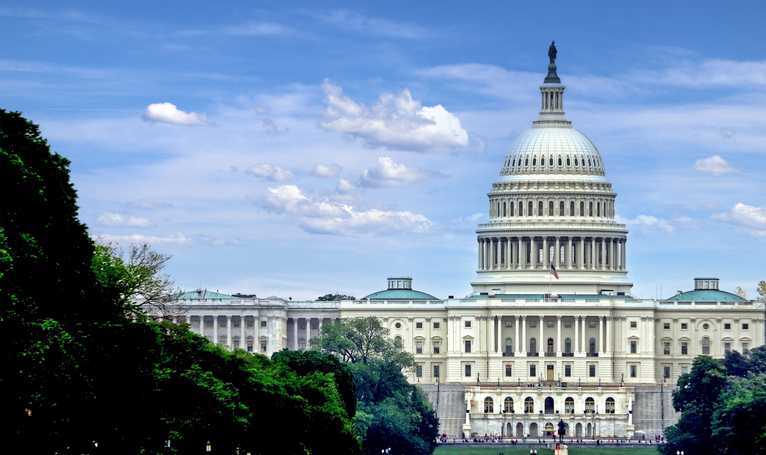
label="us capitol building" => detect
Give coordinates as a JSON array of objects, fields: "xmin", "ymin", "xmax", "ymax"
[{"xmin": 162, "ymin": 55, "xmax": 764, "ymax": 440}]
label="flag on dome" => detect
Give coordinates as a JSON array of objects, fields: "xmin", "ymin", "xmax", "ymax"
[{"xmin": 550, "ymin": 265, "xmax": 559, "ymax": 279}]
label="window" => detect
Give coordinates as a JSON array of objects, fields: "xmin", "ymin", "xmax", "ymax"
[
  {"xmin": 589, "ymin": 338, "xmax": 596, "ymax": 354},
  {"xmin": 232, "ymin": 318, "xmax": 240, "ymax": 328},
  {"xmin": 724, "ymin": 342, "xmax": 731, "ymax": 355},
  {"xmin": 416, "ymin": 365, "xmax": 423, "ymax": 377},
  {"xmin": 565, "ymin": 397, "xmax": 574, "ymax": 413},
  {"xmin": 703, "ymin": 323, "xmax": 710, "ymax": 330},
  {"xmin": 724, "ymin": 323, "xmax": 731, "ymax": 330},
  {"xmin": 702, "ymin": 337, "xmax": 710, "ymax": 355},
  {"xmin": 433, "ymin": 340, "xmax": 440, "ymax": 354},
  {"xmin": 484, "ymin": 397, "xmax": 494, "ymax": 413},
  {"xmin": 205, "ymin": 318, "xmax": 213, "ymax": 328},
  {"xmin": 560, "ymin": 201, "xmax": 565, "ymax": 216},
  {"xmin": 261, "ymin": 341, "xmax": 267, "ymax": 353},
  {"xmin": 219, "ymin": 318, "xmax": 227, "ymax": 328},
  {"xmin": 565, "ymin": 338, "xmax": 572, "ymax": 354},
  {"xmin": 505, "ymin": 364, "xmax": 513, "ymax": 377},
  {"xmin": 464, "ymin": 364, "xmax": 472, "ymax": 377},
  {"xmin": 394, "ymin": 336, "xmax": 403, "ymax": 347},
  {"xmin": 570, "ymin": 201, "xmax": 575, "ymax": 216},
  {"xmin": 549, "ymin": 201, "xmax": 554, "ymax": 215},
  {"xmin": 416, "ymin": 322, "xmax": 423, "ymax": 329},
  {"xmin": 681, "ymin": 341, "xmax": 688, "ymax": 355},
  {"xmin": 530, "ymin": 338, "xmax": 537, "ymax": 354},
  {"xmin": 546, "ymin": 321, "xmax": 554, "ymax": 328},
  {"xmin": 681, "ymin": 323, "xmax": 688, "ymax": 330},
  {"xmin": 434, "ymin": 322, "xmax": 440, "ymax": 329},
  {"xmin": 681, "ymin": 366, "xmax": 688, "ymax": 375},
  {"xmin": 742, "ymin": 342, "xmax": 749, "ymax": 353},
  {"xmin": 465, "ymin": 320, "xmax": 472, "ymax": 328},
  {"xmin": 539, "ymin": 201, "xmax": 543, "ymax": 215},
  {"xmin": 530, "ymin": 320, "xmax": 537, "ymax": 328},
  {"xmin": 630, "ymin": 340, "xmax": 637, "ymax": 354},
  {"xmin": 524, "ymin": 397, "xmax": 534, "ymax": 413},
  {"xmin": 260, "ymin": 320, "xmax": 267, "ymax": 328},
  {"xmin": 416, "ymin": 340, "xmax": 423, "ymax": 354},
  {"xmin": 589, "ymin": 321, "xmax": 596, "ymax": 328},
  {"xmin": 630, "ymin": 321, "xmax": 637, "ymax": 328},
  {"xmin": 465, "ymin": 340, "xmax": 472, "ymax": 353},
  {"xmin": 605, "ymin": 397, "xmax": 615, "ymax": 414},
  {"xmin": 565, "ymin": 321, "xmax": 572, "ymax": 328},
  {"xmin": 564, "ymin": 364, "xmax": 571, "ymax": 377},
  {"xmin": 585, "ymin": 397, "xmax": 595, "ymax": 413},
  {"xmin": 743, "ymin": 323, "xmax": 749, "ymax": 330},
  {"xmin": 663, "ymin": 322, "xmax": 670, "ymax": 330},
  {"xmin": 192, "ymin": 318, "xmax": 200, "ymax": 327},
  {"xmin": 504, "ymin": 397, "xmax": 514, "ymax": 413},
  {"xmin": 664, "ymin": 366, "xmax": 671, "ymax": 379},
  {"xmin": 529, "ymin": 201, "xmax": 533, "ymax": 216},
  {"xmin": 580, "ymin": 201, "xmax": 584, "ymax": 216},
  {"xmin": 246, "ymin": 318, "xmax": 254, "ymax": 328},
  {"xmin": 505, "ymin": 321, "xmax": 513, "ymax": 328},
  {"xmin": 395, "ymin": 322, "xmax": 402, "ymax": 329},
  {"xmin": 589, "ymin": 365, "xmax": 596, "ymax": 377},
  {"xmin": 663, "ymin": 342, "xmax": 670, "ymax": 355},
  {"xmin": 433, "ymin": 365, "xmax": 440, "ymax": 378},
  {"xmin": 530, "ymin": 365, "xmax": 537, "ymax": 377},
  {"xmin": 505, "ymin": 338, "xmax": 513, "ymax": 355},
  {"xmin": 630, "ymin": 365, "xmax": 637, "ymax": 378}
]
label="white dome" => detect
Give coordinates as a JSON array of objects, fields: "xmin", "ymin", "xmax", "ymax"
[{"xmin": 500, "ymin": 126, "xmax": 606, "ymax": 177}]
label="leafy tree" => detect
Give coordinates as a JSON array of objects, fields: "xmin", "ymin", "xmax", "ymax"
[
  {"xmin": 711, "ymin": 373, "xmax": 766, "ymax": 455},
  {"xmin": 735, "ymin": 286, "xmax": 748, "ymax": 299},
  {"xmin": 722, "ymin": 346, "xmax": 766, "ymax": 377},
  {"xmin": 757, "ymin": 280, "xmax": 766, "ymax": 301}
]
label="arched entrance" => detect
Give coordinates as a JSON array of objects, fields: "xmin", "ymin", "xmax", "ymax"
[
  {"xmin": 506, "ymin": 423, "xmax": 512, "ymax": 438},
  {"xmin": 544, "ymin": 397, "xmax": 554, "ymax": 414},
  {"xmin": 545, "ymin": 422, "xmax": 554, "ymax": 436},
  {"xmin": 529, "ymin": 422, "xmax": 538, "ymax": 437},
  {"xmin": 586, "ymin": 423, "xmax": 592, "ymax": 437},
  {"xmin": 516, "ymin": 422, "xmax": 524, "ymax": 438},
  {"xmin": 575, "ymin": 423, "xmax": 583, "ymax": 437}
]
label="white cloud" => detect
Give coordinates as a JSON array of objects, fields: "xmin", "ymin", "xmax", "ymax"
[
  {"xmin": 251, "ymin": 185, "xmax": 433, "ymax": 236},
  {"xmin": 123, "ymin": 199, "xmax": 173, "ymax": 210},
  {"xmin": 311, "ymin": 163, "xmax": 343, "ymax": 178},
  {"xmin": 195, "ymin": 234, "xmax": 248, "ymax": 246},
  {"xmin": 320, "ymin": 10, "xmax": 429, "ymax": 39},
  {"xmin": 336, "ymin": 178, "xmax": 356, "ymax": 193},
  {"xmin": 713, "ymin": 203, "xmax": 766, "ymax": 237},
  {"xmin": 262, "ymin": 118, "xmax": 288, "ymax": 135},
  {"xmin": 223, "ymin": 22, "xmax": 290, "ymax": 36},
  {"xmin": 359, "ymin": 156, "xmax": 444, "ymax": 187},
  {"xmin": 141, "ymin": 102, "xmax": 214, "ymax": 126},
  {"xmin": 91, "ymin": 233, "xmax": 192, "ymax": 246},
  {"xmin": 632, "ymin": 59, "xmax": 766, "ymax": 88},
  {"xmin": 96, "ymin": 212, "xmax": 154, "ymax": 228},
  {"xmin": 693, "ymin": 155, "xmax": 738, "ymax": 176},
  {"xmin": 617, "ymin": 215, "xmax": 675, "ymax": 234},
  {"xmin": 317, "ymin": 79, "xmax": 483, "ymax": 153},
  {"xmin": 246, "ymin": 164, "xmax": 296, "ymax": 181}
]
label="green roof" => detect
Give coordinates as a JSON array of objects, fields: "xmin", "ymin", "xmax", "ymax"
[
  {"xmin": 664, "ymin": 289, "xmax": 747, "ymax": 302},
  {"xmin": 174, "ymin": 290, "xmax": 238, "ymax": 300},
  {"xmin": 362, "ymin": 289, "xmax": 439, "ymax": 300}
]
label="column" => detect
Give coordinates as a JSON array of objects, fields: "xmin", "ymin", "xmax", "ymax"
[
  {"xmin": 305, "ymin": 318, "xmax": 311, "ymax": 349},
  {"xmin": 293, "ymin": 318, "xmax": 298, "ymax": 350},
  {"xmin": 213, "ymin": 316, "xmax": 218, "ymax": 344},
  {"xmin": 591, "ymin": 238, "xmax": 596, "ymax": 269},
  {"xmin": 581, "ymin": 317, "xmax": 587, "ymax": 354},
  {"xmin": 557, "ymin": 316, "xmax": 562, "ymax": 355},
  {"xmin": 600, "ymin": 239, "xmax": 605, "ymax": 270},
  {"xmin": 226, "ymin": 315, "xmax": 232, "ymax": 348},
  {"xmin": 519, "ymin": 238, "xmax": 526, "ymax": 270},
  {"xmin": 555, "ymin": 236, "xmax": 561, "ymax": 268},
  {"xmin": 515, "ymin": 315, "xmax": 521, "ymax": 354},
  {"xmin": 543, "ymin": 237, "xmax": 549, "ymax": 268},
  {"xmin": 489, "ymin": 239, "xmax": 494, "ymax": 269},
  {"xmin": 621, "ymin": 239, "xmax": 627, "ymax": 271},
  {"xmin": 521, "ymin": 316, "xmax": 527, "ymax": 353},
  {"xmin": 507, "ymin": 237, "xmax": 513, "ymax": 270},
  {"xmin": 599, "ymin": 316, "xmax": 604, "ymax": 354},
  {"xmin": 575, "ymin": 316, "xmax": 580, "ymax": 353},
  {"xmin": 567, "ymin": 237, "xmax": 573, "ymax": 269},
  {"xmin": 478, "ymin": 239, "xmax": 482, "ymax": 270},
  {"xmin": 483, "ymin": 239, "xmax": 489, "ymax": 270},
  {"xmin": 530, "ymin": 237, "xmax": 537, "ymax": 269},
  {"xmin": 612, "ymin": 239, "xmax": 617, "ymax": 270},
  {"xmin": 606, "ymin": 317, "xmax": 612, "ymax": 353},
  {"xmin": 539, "ymin": 315, "xmax": 544, "ymax": 353},
  {"xmin": 578, "ymin": 238, "xmax": 584, "ymax": 269},
  {"xmin": 490, "ymin": 316, "xmax": 496, "ymax": 354},
  {"xmin": 240, "ymin": 316, "xmax": 245, "ymax": 350}
]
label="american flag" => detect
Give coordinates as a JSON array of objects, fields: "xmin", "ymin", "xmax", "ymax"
[{"xmin": 550, "ymin": 265, "xmax": 559, "ymax": 279}]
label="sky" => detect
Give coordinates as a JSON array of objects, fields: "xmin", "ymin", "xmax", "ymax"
[{"xmin": 3, "ymin": 1, "xmax": 765, "ymax": 301}]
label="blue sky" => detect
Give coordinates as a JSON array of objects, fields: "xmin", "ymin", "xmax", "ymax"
[{"xmin": 3, "ymin": 1, "xmax": 765, "ymax": 300}]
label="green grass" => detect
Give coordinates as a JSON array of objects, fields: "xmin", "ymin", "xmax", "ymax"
[{"xmin": 434, "ymin": 446, "xmax": 660, "ymax": 455}]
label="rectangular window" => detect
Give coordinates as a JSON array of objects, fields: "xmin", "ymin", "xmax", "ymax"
[
  {"xmin": 742, "ymin": 342, "xmax": 749, "ymax": 353},
  {"xmin": 630, "ymin": 321, "xmax": 637, "ymax": 328},
  {"xmin": 233, "ymin": 319, "xmax": 240, "ymax": 328},
  {"xmin": 681, "ymin": 342, "xmax": 688, "ymax": 355},
  {"xmin": 724, "ymin": 323, "xmax": 731, "ymax": 330},
  {"xmin": 565, "ymin": 321, "xmax": 572, "ymax": 328},
  {"xmin": 505, "ymin": 364, "xmax": 512, "ymax": 377},
  {"xmin": 464, "ymin": 364, "xmax": 472, "ymax": 377},
  {"xmin": 547, "ymin": 321, "xmax": 554, "ymax": 328},
  {"xmin": 530, "ymin": 321, "xmax": 537, "ymax": 328},
  {"xmin": 416, "ymin": 341, "xmax": 423, "ymax": 354},
  {"xmin": 589, "ymin": 365, "xmax": 596, "ymax": 377},
  {"xmin": 724, "ymin": 342, "xmax": 731, "ymax": 355},
  {"xmin": 261, "ymin": 342, "xmax": 267, "ymax": 353},
  {"xmin": 433, "ymin": 365, "xmax": 440, "ymax": 378},
  {"xmin": 565, "ymin": 364, "xmax": 571, "ymax": 377},
  {"xmin": 681, "ymin": 366, "xmax": 688, "ymax": 375},
  {"xmin": 630, "ymin": 340, "xmax": 637, "ymax": 354},
  {"xmin": 219, "ymin": 319, "xmax": 227, "ymax": 328},
  {"xmin": 505, "ymin": 321, "xmax": 513, "ymax": 328},
  {"xmin": 589, "ymin": 321, "xmax": 596, "ymax": 328},
  {"xmin": 465, "ymin": 320, "xmax": 472, "ymax": 328},
  {"xmin": 192, "ymin": 319, "xmax": 200, "ymax": 327},
  {"xmin": 663, "ymin": 366, "xmax": 671, "ymax": 379},
  {"xmin": 260, "ymin": 320, "xmax": 267, "ymax": 328},
  {"xmin": 246, "ymin": 319, "xmax": 254, "ymax": 328},
  {"xmin": 530, "ymin": 365, "xmax": 537, "ymax": 377},
  {"xmin": 663, "ymin": 342, "xmax": 670, "ymax": 355},
  {"xmin": 205, "ymin": 319, "xmax": 213, "ymax": 328},
  {"xmin": 416, "ymin": 322, "xmax": 423, "ymax": 329},
  {"xmin": 433, "ymin": 322, "xmax": 440, "ymax": 329},
  {"xmin": 416, "ymin": 365, "xmax": 423, "ymax": 378},
  {"xmin": 247, "ymin": 344, "xmax": 253, "ymax": 352},
  {"xmin": 433, "ymin": 341, "xmax": 440, "ymax": 354},
  {"xmin": 630, "ymin": 365, "xmax": 637, "ymax": 378},
  {"xmin": 743, "ymin": 323, "xmax": 749, "ymax": 330},
  {"xmin": 465, "ymin": 340, "xmax": 472, "ymax": 353},
  {"xmin": 681, "ymin": 323, "xmax": 688, "ymax": 330},
  {"xmin": 663, "ymin": 322, "xmax": 670, "ymax": 330}
]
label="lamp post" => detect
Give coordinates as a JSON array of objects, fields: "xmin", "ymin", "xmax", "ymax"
[{"xmin": 206, "ymin": 440, "xmax": 212, "ymax": 452}]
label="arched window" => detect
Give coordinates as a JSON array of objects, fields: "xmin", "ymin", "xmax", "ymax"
[
  {"xmin": 585, "ymin": 397, "xmax": 595, "ymax": 413},
  {"xmin": 605, "ymin": 397, "xmax": 615, "ymax": 414},
  {"xmin": 547, "ymin": 338, "xmax": 554, "ymax": 353},
  {"xmin": 524, "ymin": 397, "xmax": 534, "ymax": 413},
  {"xmin": 394, "ymin": 336, "xmax": 403, "ymax": 348},
  {"xmin": 530, "ymin": 338, "xmax": 537, "ymax": 354},
  {"xmin": 539, "ymin": 201, "xmax": 543, "ymax": 216},
  {"xmin": 528, "ymin": 201, "xmax": 533, "ymax": 217},
  {"xmin": 580, "ymin": 201, "xmax": 584, "ymax": 216},
  {"xmin": 589, "ymin": 338, "xmax": 596, "ymax": 354},
  {"xmin": 570, "ymin": 201, "xmax": 575, "ymax": 217},
  {"xmin": 565, "ymin": 397, "xmax": 575, "ymax": 413},
  {"xmin": 541, "ymin": 156, "xmax": 546, "ymax": 167},
  {"xmin": 702, "ymin": 337, "xmax": 710, "ymax": 355},
  {"xmin": 503, "ymin": 201, "xmax": 507, "ymax": 217},
  {"xmin": 504, "ymin": 397, "xmax": 514, "ymax": 413},
  {"xmin": 560, "ymin": 201, "xmax": 565, "ymax": 216},
  {"xmin": 512, "ymin": 158, "xmax": 516, "ymax": 167},
  {"xmin": 566, "ymin": 157, "xmax": 571, "ymax": 166},
  {"xmin": 505, "ymin": 338, "xmax": 513, "ymax": 355},
  {"xmin": 589, "ymin": 202, "xmax": 593, "ymax": 216},
  {"xmin": 597, "ymin": 202, "xmax": 601, "ymax": 217},
  {"xmin": 575, "ymin": 158, "xmax": 579, "ymax": 166},
  {"xmin": 525, "ymin": 158, "xmax": 529, "ymax": 166},
  {"xmin": 533, "ymin": 157, "xmax": 537, "ymax": 166},
  {"xmin": 549, "ymin": 201, "xmax": 554, "ymax": 216},
  {"xmin": 549, "ymin": 157, "xmax": 554, "ymax": 166},
  {"xmin": 558, "ymin": 157, "xmax": 562, "ymax": 166},
  {"xmin": 519, "ymin": 202, "xmax": 523, "ymax": 216},
  {"xmin": 510, "ymin": 202, "xmax": 515, "ymax": 216},
  {"xmin": 484, "ymin": 397, "xmax": 494, "ymax": 413},
  {"xmin": 565, "ymin": 338, "xmax": 572, "ymax": 354}
]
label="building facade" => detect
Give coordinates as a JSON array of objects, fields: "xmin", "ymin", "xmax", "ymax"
[{"xmin": 163, "ymin": 60, "xmax": 765, "ymax": 440}]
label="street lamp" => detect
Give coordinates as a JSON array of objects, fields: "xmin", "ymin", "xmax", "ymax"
[{"xmin": 206, "ymin": 440, "xmax": 212, "ymax": 452}]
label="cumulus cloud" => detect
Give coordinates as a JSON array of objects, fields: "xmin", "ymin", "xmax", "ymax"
[
  {"xmin": 123, "ymin": 199, "xmax": 173, "ymax": 210},
  {"xmin": 693, "ymin": 155, "xmax": 738, "ymax": 176},
  {"xmin": 617, "ymin": 215, "xmax": 675, "ymax": 234},
  {"xmin": 141, "ymin": 102, "xmax": 215, "ymax": 126},
  {"xmin": 359, "ymin": 156, "xmax": 445, "ymax": 187},
  {"xmin": 311, "ymin": 163, "xmax": 343, "ymax": 178},
  {"xmin": 96, "ymin": 212, "xmax": 154, "ymax": 228},
  {"xmin": 251, "ymin": 185, "xmax": 433, "ymax": 236},
  {"xmin": 246, "ymin": 164, "xmax": 296, "ymax": 181},
  {"xmin": 91, "ymin": 233, "xmax": 192, "ymax": 246},
  {"xmin": 317, "ymin": 79, "xmax": 483, "ymax": 153},
  {"xmin": 713, "ymin": 203, "xmax": 766, "ymax": 237}
]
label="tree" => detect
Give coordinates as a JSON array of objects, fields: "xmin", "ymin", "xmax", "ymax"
[
  {"xmin": 722, "ymin": 345, "xmax": 766, "ymax": 377},
  {"xmin": 711, "ymin": 373, "xmax": 766, "ymax": 455},
  {"xmin": 757, "ymin": 280, "xmax": 766, "ymax": 301},
  {"xmin": 317, "ymin": 293, "xmax": 356, "ymax": 301},
  {"xmin": 735, "ymin": 286, "xmax": 748, "ymax": 299},
  {"xmin": 312, "ymin": 317, "xmax": 438, "ymax": 455}
]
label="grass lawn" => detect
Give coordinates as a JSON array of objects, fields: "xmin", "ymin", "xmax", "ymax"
[{"xmin": 434, "ymin": 446, "xmax": 660, "ymax": 455}]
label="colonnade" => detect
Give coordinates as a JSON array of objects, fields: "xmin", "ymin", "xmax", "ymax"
[
  {"xmin": 486, "ymin": 315, "xmax": 613, "ymax": 356},
  {"xmin": 477, "ymin": 235, "xmax": 625, "ymax": 272}
]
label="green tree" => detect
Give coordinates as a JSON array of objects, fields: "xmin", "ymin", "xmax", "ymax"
[
  {"xmin": 711, "ymin": 372, "xmax": 766, "ymax": 455},
  {"xmin": 722, "ymin": 345, "xmax": 766, "ymax": 377}
]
